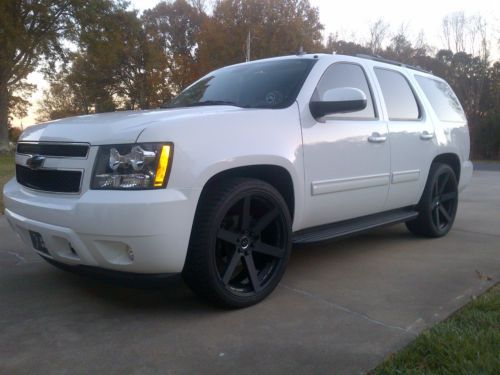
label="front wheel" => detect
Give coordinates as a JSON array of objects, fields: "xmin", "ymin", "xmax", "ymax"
[
  {"xmin": 183, "ymin": 178, "xmax": 292, "ymax": 308},
  {"xmin": 406, "ymin": 163, "xmax": 459, "ymax": 237}
]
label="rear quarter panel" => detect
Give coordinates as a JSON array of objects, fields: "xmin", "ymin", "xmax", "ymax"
[{"xmin": 411, "ymin": 72, "xmax": 471, "ymax": 165}]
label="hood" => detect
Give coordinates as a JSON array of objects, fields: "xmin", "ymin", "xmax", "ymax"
[{"xmin": 19, "ymin": 106, "xmax": 244, "ymax": 145}]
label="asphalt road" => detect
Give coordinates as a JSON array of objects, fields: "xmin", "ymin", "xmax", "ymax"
[{"xmin": 1, "ymin": 170, "xmax": 499, "ymax": 375}]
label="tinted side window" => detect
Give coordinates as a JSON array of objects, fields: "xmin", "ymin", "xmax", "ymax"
[
  {"xmin": 314, "ymin": 63, "xmax": 376, "ymax": 119},
  {"xmin": 415, "ymin": 76, "xmax": 466, "ymax": 122},
  {"xmin": 375, "ymin": 68, "xmax": 420, "ymax": 120}
]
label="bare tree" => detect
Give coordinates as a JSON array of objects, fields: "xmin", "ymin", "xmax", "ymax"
[
  {"xmin": 325, "ymin": 32, "xmax": 338, "ymax": 53},
  {"xmin": 467, "ymin": 15, "xmax": 489, "ymax": 60},
  {"xmin": 367, "ymin": 18, "xmax": 389, "ymax": 54},
  {"xmin": 385, "ymin": 23, "xmax": 413, "ymax": 61},
  {"xmin": 442, "ymin": 16, "xmax": 452, "ymax": 51},
  {"xmin": 414, "ymin": 29, "xmax": 432, "ymax": 56},
  {"xmin": 441, "ymin": 12, "xmax": 488, "ymax": 58},
  {"xmin": 452, "ymin": 12, "xmax": 466, "ymax": 52},
  {"xmin": 189, "ymin": 0, "xmax": 207, "ymax": 13},
  {"xmin": 414, "ymin": 30, "xmax": 424, "ymax": 49},
  {"xmin": 442, "ymin": 12, "xmax": 466, "ymax": 53}
]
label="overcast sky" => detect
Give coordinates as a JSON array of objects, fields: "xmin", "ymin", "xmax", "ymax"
[
  {"xmin": 15, "ymin": 0, "xmax": 499, "ymax": 128},
  {"xmin": 133, "ymin": 0, "xmax": 499, "ymax": 50}
]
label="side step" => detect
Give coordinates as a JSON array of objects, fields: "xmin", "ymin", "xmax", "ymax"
[{"xmin": 292, "ymin": 208, "xmax": 418, "ymax": 244}]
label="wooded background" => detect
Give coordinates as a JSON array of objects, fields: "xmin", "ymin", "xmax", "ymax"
[{"xmin": 1, "ymin": 0, "xmax": 499, "ymax": 159}]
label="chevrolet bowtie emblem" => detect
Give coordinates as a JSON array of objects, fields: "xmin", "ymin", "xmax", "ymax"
[{"xmin": 26, "ymin": 155, "xmax": 46, "ymax": 170}]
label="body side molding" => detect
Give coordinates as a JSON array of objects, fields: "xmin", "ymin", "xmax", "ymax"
[
  {"xmin": 391, "ymin": 169, "xmax": 420, "ymax": 184},
  {"xmin": 311, "ymin": 173, "xmax": 390, "ymax": 196}
]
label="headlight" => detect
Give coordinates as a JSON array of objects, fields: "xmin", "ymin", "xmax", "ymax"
[{"xmin": 91, "ymin": 143, "xmax": 173, "ymax": 190}]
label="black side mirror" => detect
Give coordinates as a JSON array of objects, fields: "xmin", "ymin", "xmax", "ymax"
[{"xmin": 310, "ymin": 87, "xmax": 367, "ymax": 119}]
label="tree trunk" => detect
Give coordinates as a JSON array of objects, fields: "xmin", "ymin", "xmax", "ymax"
[{"xmin": 0, "ymin": 83, "xmax": 9, "ymax": 153}]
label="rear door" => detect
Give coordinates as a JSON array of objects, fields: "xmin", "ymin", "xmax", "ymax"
[{"xmin": 372, "ymin": 67, "xmax": 437, "ymax": 209}]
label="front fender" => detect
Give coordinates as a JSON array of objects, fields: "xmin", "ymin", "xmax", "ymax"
[{"xmin": 136, "ymin": 105, "xmax": 306, "ymax": 230}]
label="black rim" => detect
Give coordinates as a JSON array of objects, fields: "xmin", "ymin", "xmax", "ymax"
[
  {"xmin": 215, "ymin": 193, "xmax": 287, "ymax": 296},
  {"xmin": 431, "ymin": 169, "xmax": 458, "ymax": 231}
]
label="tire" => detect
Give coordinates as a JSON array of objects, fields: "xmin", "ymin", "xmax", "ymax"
[
  {"xmin": 182, "ymin": 177, "xmax": 292, "ymax": 308},
  {"xmin": 406, "ymin": 163, "xmax": 459, "ymax": 238}
]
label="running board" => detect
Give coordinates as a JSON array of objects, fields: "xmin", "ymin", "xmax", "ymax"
[{"xmin": 292, "ymin": 208, "xmax": 418, "ymax": 244}]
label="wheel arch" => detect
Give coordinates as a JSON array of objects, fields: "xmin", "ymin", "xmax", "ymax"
[
  {"xmin": 432, "ymin": 153, "xmax": 461, "ymax": 182},
  {"xmin": 197, "ymin": 164, "xmax": 296, "ymax": 221}
]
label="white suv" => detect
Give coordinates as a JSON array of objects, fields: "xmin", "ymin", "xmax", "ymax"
[{"xmin": 3, "ymin": 54, "xmax": 472, "ymax": 307}]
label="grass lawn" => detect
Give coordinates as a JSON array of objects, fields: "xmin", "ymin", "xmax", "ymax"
[
  {"xmin": 371, "ymin": 284, "xmax": 500, "ymax": 375},
  {"xmin": 0, "ymin": 153, "xmax": 15, "ymax": 213}
]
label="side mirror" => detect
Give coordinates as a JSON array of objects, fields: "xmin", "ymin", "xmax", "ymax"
[{"xmin": 309, "ymin": 87, "xmax": 367, "ymax": 118}]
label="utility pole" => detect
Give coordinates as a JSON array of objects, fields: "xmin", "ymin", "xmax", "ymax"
[{"xmin": 245, "ymin": 31, "xmax": 251, "ymax": 62}]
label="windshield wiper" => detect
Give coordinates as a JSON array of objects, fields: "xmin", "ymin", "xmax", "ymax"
[
  {"xmin": 186, "ymin": 100, "xmax": 243, "ymax": 107},
  {"xmin": 163, "ymin": 100, "xmax": 245, "ymax": 109}
]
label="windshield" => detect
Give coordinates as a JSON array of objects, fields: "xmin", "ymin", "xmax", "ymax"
[{"xmin": 164, "ymin": 58, "xmax": 316, "ymax": 109}]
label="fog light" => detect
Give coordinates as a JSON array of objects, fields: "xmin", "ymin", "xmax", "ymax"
[{"xmin": 94, "ymin": 240, "xmax": 135, "ymax": 265}]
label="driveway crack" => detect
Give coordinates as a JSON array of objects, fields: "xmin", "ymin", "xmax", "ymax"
[{"xmin": 280, "ymin": 283, "xmax": 417, "ymax": 336}]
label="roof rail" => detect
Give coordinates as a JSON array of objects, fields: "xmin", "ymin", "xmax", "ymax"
[{"xmin": 355, "ymin": 54, "xmax": 430, "ymax": 74}]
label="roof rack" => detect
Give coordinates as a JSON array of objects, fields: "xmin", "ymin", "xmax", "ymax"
[{"xmin": 355, "ymin": 54, "xmax": 431, "ymax": 74}]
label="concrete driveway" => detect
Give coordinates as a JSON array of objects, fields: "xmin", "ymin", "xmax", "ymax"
[{"xmin": 1, "ymin": 170, "xmax": 499, "ymax": 375}]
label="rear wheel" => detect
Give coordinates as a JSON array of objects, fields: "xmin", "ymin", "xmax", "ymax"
[
  {"xmin": 406, "ymin": 163, "xmax": 458, "ymax": 237},
  {"xmin": 182, "ymin": 178, "xmax": 292, "ymax": 308}
]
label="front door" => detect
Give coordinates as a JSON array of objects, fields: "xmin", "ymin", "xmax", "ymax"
[{"xmin": 300, "ymin": 62, "xmax": 391, "ymax": 229}]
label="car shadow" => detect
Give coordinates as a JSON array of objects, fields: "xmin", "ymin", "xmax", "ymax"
[{"xmin": 42, "ymin": 224, "xmax": 423, "ymax": 314}]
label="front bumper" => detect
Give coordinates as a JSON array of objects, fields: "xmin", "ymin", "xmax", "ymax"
[{"xmin": 3, "ymin": 178, "xmax": 200, "ymax": 273}]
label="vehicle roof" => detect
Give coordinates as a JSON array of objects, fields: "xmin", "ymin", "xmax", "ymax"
[{"xmin": 228, "ymin": 53, "xmax": 438, "ymax": 80}]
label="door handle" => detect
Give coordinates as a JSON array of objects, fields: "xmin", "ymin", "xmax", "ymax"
[
  {"xmin": 420, "ymin": 131, "xmax": 435, "ymax": 140},
  {"xmin": 368, "ymin": 132, "xmax": 387, "ymax": 143}
]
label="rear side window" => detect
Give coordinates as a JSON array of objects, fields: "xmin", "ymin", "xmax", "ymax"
[
  {"xmin": 314, "ymin": 63, "xmax": 376, "ymax": 119},
  {"xmin": 375, "ymin": 68, "xmax": 420, "ymax": 121},
  {"xmin": 415, "ymin": 76, "xmax": 466, "ymax": 122}
]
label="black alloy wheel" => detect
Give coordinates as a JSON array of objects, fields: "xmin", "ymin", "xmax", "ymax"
[
  {"xmin": 216, "ymin": 193, "xmax": 288, "ymax": 296},
  {"xmin": 183, "ymin": 178, "xmax": 292, "ymax": 308},
  {"xmin": 406, "ymin": 163, "xmax": 459, "ymax": 237},
  {"xmin": 430, "ymin": 167, "xmax": 458, "ymax": 231}
]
